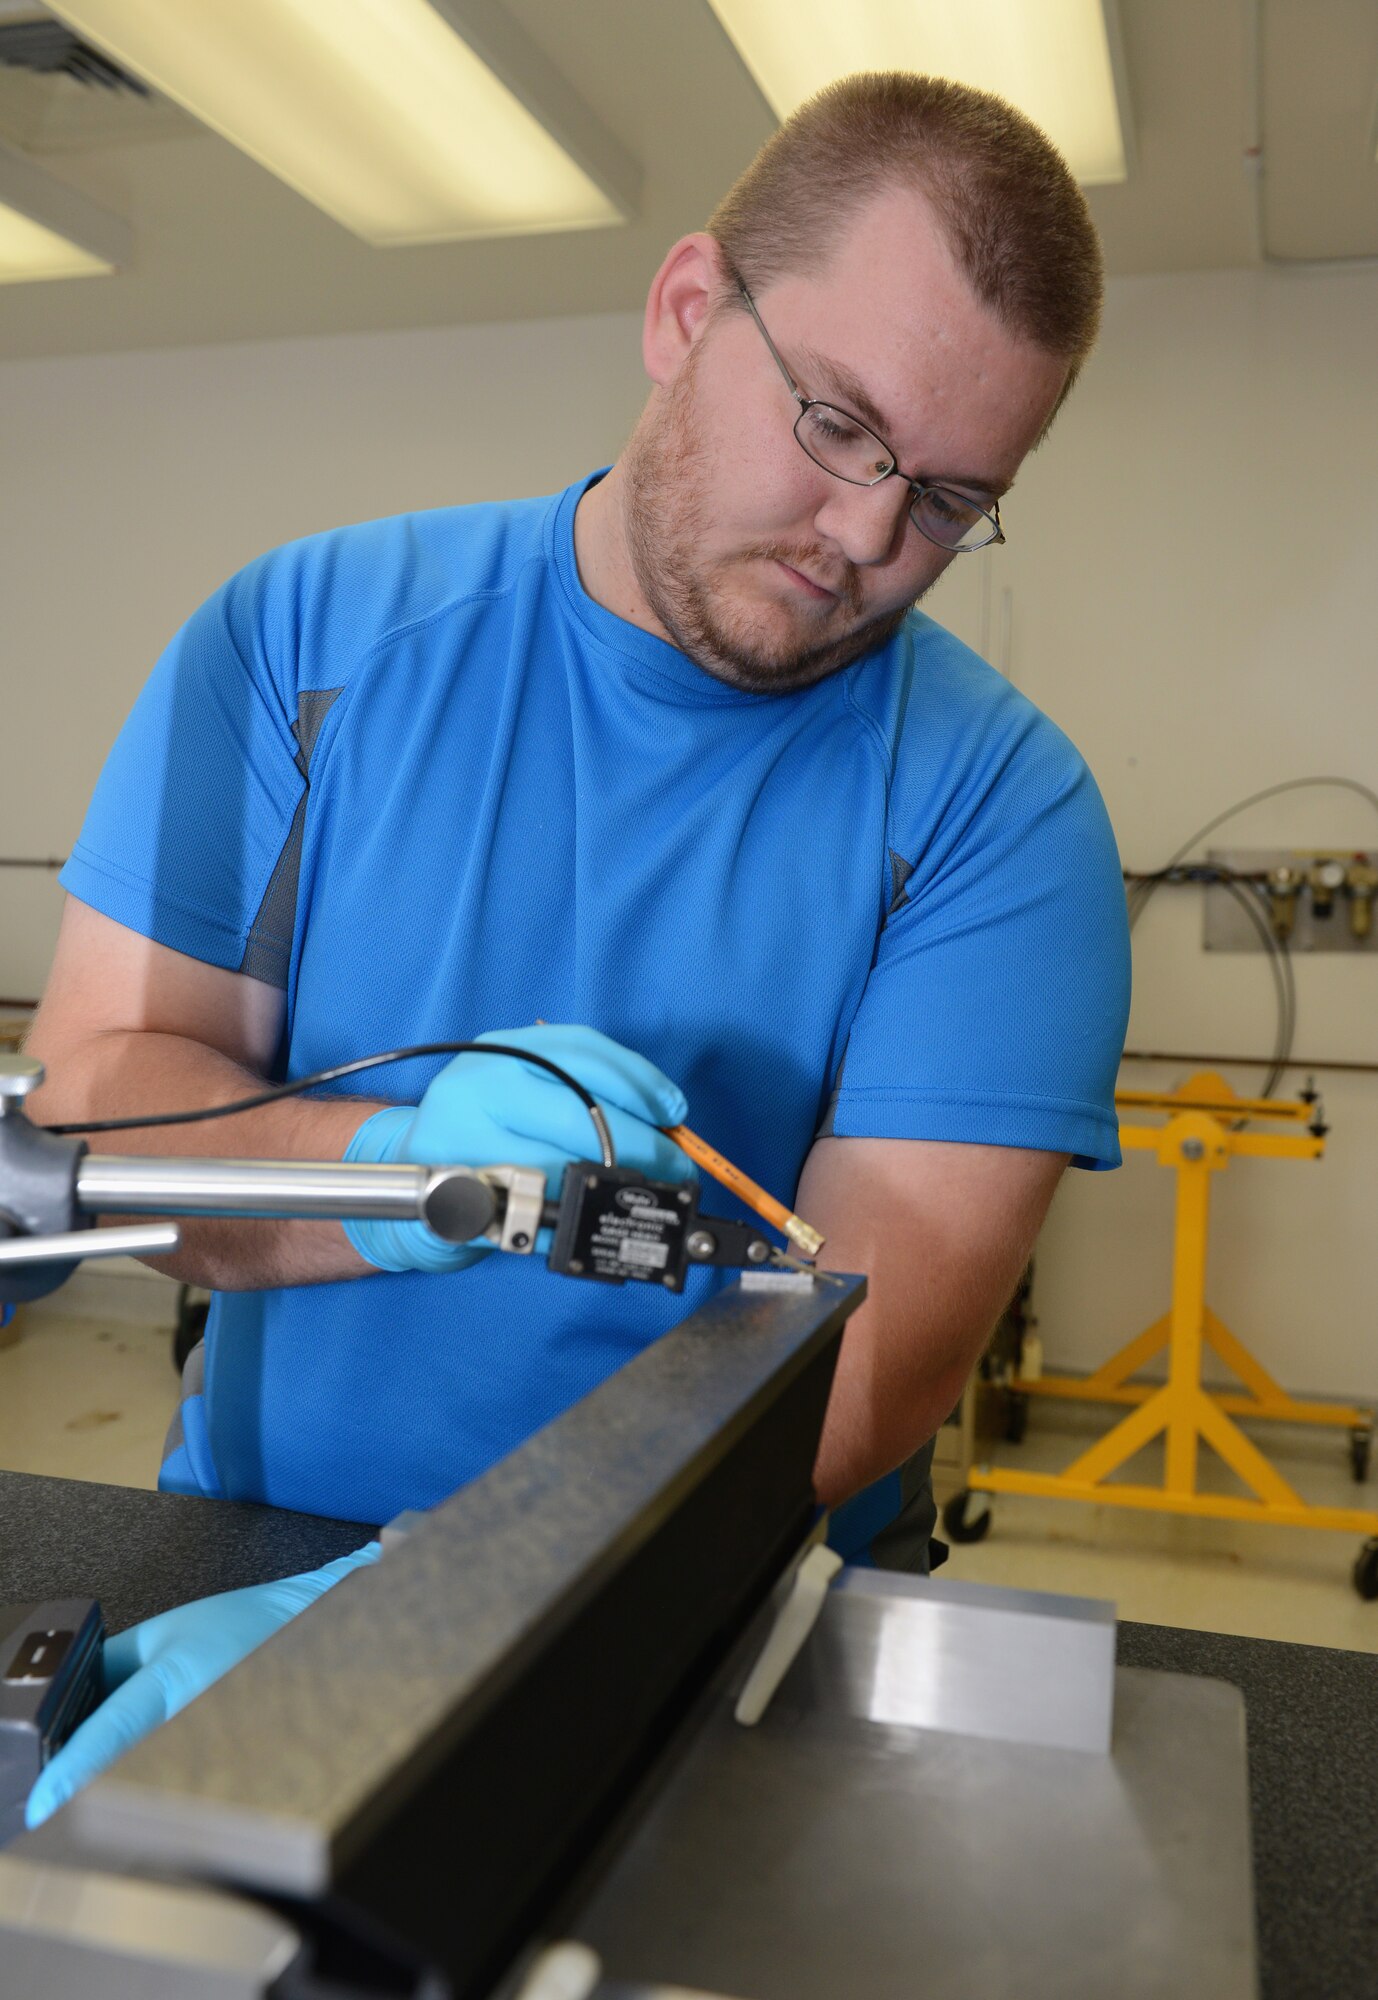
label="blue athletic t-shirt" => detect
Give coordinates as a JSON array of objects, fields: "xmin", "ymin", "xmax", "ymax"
[{"xmin": 61, "ymin": 471, "xmax": 1130, "ymax": 1529}]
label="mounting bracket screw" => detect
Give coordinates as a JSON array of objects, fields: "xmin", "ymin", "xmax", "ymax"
[{"xmin": 0, "ymin": 1055, "xmax": 43, "ymax": 1116}]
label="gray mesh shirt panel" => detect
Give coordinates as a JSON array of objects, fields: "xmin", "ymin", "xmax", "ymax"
[{"xmin": 238, "ymin": 687, "xmax": 342, "ymax": 989}]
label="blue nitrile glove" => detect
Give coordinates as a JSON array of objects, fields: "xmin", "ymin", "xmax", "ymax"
[
  {"xmin": 342, "ymin": 1023, "xmax": 695, "ymax": 1275},
  {"xmin": 25, "ymin": 1543, "xmax": 380, "ymax": 1828}
]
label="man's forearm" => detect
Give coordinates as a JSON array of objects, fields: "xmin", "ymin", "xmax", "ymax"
[
  {"xmin": 811, "ymin": 1289, "xmax": 979, "ymax": 1508},
  {"xmin": 24, "ymin": 1028, "xmax": 383, "ymax": 1290},
  {"xmin": 796, "ymin": 1137, "xmax": 1067, "ymax": 1511}
]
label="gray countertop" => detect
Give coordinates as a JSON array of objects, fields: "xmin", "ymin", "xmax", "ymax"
[
  {"xmin": 3, "ymin": 1466, "xmax": 1376, "ymax": 1999},
  {"xmin": 0, "ymin": 1465, "xmax": 365, "ymax": 1633},
  {"xmin": 1117, "ymin": 1617, "xmax": 1378, "ymax": 2000}
]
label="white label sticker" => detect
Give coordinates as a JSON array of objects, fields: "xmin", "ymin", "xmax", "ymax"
[{"xmin": 617, "ymin": 1236, "xmax": 669, "ymax": 1270}]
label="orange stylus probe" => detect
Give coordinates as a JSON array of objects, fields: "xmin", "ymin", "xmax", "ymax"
[
  {"xmin": 529, "ymin": 1026, "xmax": 822, "ymax": 1258},
  {"xmin": 661, "ymin": 1124, "xmax": 825, "ymax": 1260}
]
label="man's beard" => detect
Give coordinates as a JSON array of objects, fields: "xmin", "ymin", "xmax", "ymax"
[{"xmin": 621, "ymin": 352, "xmax": 918, "ymax": 696}]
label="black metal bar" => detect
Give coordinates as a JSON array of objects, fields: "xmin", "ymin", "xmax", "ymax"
[{"xmin": 67, "ymin": 1275, "xmax": 864, "ymax": 1998}]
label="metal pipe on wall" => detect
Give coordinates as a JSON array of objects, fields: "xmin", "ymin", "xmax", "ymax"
[{"xmin": 1122, "ymin": 1049, "xmax": 1378, "ymax": 1077}]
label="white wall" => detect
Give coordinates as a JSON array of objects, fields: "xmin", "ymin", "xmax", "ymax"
[
  {"xmin": 996, "ymin": 264, "xmax": 1378, "ymax": 1401},
  {"xmin": 0, "ymin": 311, "xmax": 649, "ymax": 996},
  {"xmin": 3, "ymin": 266, "xmax": 1376, "ymax": 1397}
]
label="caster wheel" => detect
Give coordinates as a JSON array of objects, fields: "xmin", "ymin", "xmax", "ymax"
[
  {"xmin": 942, "ymin": 1489, "xmax": 993, "ymax": 1545},
  {"xmin": 1352, "ymin": 1539, "xmax": 1378, "ymax": 1601},
  {"xmin": 1350, "ymin": 1427, "xmax": 1372, "ymax": 1485},
  {"xmin": 1005, "ymin": 1390, "xmax": 1029, "ymax": 1445}
]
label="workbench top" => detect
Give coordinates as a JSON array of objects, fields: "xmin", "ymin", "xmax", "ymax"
[
  {"xmin": 3, "ymin": 1465, "xmax": 1376, "ymax": 2000},
  {"xmin": 1117, "ymin": 1616, "xmax": 1378, "ymax": 2000}
]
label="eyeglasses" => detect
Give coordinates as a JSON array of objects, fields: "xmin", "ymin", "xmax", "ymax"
[{"xmin": 736, "ymin": 280, "xmax": 1005, "ymax": 555}]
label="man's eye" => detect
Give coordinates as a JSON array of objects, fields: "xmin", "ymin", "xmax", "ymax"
[
  {"xmin": 807, "ymin": 408, "xmax": 867, "ymax": 446},
  {"xmin": 922, "ymin": 488, "xmax": 981, "ymax": 527}
]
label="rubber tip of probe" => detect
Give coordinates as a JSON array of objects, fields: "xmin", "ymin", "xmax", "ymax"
[{"xmin": 786, "ymin": 1217, "xmax": 825, "ymax": 1259}]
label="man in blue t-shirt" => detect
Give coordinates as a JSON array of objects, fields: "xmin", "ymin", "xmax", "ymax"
[{"xmin": 24, "ymin": 75, "xmax": 1128, "ymax": 1820}]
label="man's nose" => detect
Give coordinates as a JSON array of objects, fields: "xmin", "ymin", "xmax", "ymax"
[{"xmin": 812, "ymin": 475, "xmax": 912, "ymax": 570}]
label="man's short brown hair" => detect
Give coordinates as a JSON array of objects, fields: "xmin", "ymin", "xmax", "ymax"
[{"xmin": 707, "ymin": 71, "xmax": 1103, "ymax": 400}]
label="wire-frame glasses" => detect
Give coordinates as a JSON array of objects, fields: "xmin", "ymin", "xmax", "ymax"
[{"xmin": 736, "ymin": 280, "xmax": 1005, "ymax": 555}]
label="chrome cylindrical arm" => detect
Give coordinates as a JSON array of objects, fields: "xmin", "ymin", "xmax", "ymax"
[
  {"xmin": 0, "ymin": 1224, "xmax": 181, "ymax": 1267},
  {"xmin": 76, "ymin": 1155, "xmax": 499, "ymax": 1245}
]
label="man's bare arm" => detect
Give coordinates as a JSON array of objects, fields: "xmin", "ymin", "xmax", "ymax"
[
  {"xmin": 795, "ymin": 1135, "xmax": 1067, "ymax": 1507},
  {"xmin": 23, "ymin": 897, "xmax": 380, "ymax": 1290}
]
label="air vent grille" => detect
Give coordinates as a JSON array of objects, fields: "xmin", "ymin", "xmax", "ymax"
[{"xmin": 0, "ymin": 19, "xmax": 146, "ymax": 95}]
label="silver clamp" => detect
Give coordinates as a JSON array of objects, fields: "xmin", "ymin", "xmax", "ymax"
[{"xmin": 479, "ymin": 1165, "xmax": 549, "ymax": 1254}]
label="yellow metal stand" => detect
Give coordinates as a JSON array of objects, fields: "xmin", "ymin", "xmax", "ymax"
[{"xmin": 965, "ymin": 1074, "xmax": 1378, "ymax": 1556}]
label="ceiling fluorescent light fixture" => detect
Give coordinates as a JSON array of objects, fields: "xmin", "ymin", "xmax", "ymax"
[
  {"xmin": 706, "ymin": 0, "xmax": 1133, "ymax": 185},
  {"xmin": 0, "ymin": 136, "xmax": 129, "ymax": 282},
  {"xmin": 51, "ymin": 0, "xmax": 639, "ymax": 244}
]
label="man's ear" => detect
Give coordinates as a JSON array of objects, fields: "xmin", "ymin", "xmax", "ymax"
[{"xmin": 641, "ymin": 232, "xmax": 725, "ymax": 388}]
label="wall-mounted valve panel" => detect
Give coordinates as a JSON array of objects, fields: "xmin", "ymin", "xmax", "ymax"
[{"xmin": 1203, "ymin": 848, "xmax": 1378, "ymax": 953}]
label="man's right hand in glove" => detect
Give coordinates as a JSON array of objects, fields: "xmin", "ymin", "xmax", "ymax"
[{"xmin": 343, "ymin": 1022, "xmax": 695, "ymax": 1274}]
